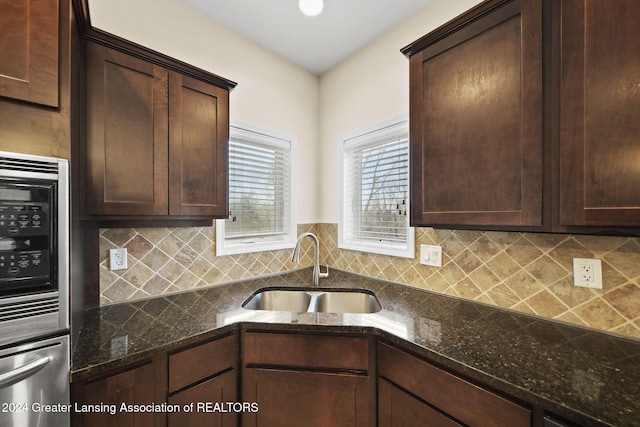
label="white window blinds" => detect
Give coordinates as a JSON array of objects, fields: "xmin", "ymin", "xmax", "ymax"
[
  {"xmin": 216, "ymin": 122, "xmax": 295, "ymax": 255},
  {"xmin": 340, "ymin": 115, "xmax": 413, "ymax": 258}
]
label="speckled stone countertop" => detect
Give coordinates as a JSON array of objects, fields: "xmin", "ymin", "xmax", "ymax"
[{"xmin": 72, "ymin": 268, "xmax": 640, "ymax": 427}]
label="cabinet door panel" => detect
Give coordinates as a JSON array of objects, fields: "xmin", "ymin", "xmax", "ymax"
[
  {"xmin": 80, "ymin": 363, "xmax": 155, "ymax": 427},
  {"xmin": 410, "ymin": 0, "xmax": 542, "ymax": 227},
  {"xmin": 86, "ymin": 43, "xmax": 169, "ymax": 216},
  {"xmin": 168, "ymin": 371, "xmax": 238, "ymax": 427},
  {"xmin": 242, "ymin": 368, "xmax": 370, "ymax": 427},
  {"xmin": 379, "ymin": 378, "xmax": 462, "ymax": 427},
  {"xmin": 378, "ymin": 342, "xmax": 530, "ymax": 427},
  {"xmin": 169, "ymin": 74, "xmax": 228, "ymax": 217},
  {"xmin": 559, "ymin": 0, "xmax": 640, "ymax": 226},
  {"xmin": 0, "ymin": 0, "xmax": 59, "ymax": 107}
]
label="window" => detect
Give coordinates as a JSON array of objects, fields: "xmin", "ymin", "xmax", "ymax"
[
  {"xmin": 339, "ymin": 114, "xmax": 414, "ymax": 258},
  {"xmin": 216, "ymin": 120, "xmax": 296, "ymax": 255}
]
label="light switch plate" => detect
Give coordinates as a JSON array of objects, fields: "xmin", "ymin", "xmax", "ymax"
[{"xmin": 420, "ymin": 245, "xmax": 442, "ymax": 267}]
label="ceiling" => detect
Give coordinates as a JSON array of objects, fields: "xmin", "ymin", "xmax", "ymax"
[{"xmin": 176, "ymin": 0, "xmax": 433, "ymax": 76}]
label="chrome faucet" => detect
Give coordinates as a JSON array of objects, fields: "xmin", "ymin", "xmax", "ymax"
[{"xmin": 291, "ymin": 232, "xmax": 329, "ymax": 287}]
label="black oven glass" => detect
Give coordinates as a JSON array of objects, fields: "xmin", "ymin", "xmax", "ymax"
[{"xmin": 0, "ymin": 180, "xmax": 56, "ymax": 297}]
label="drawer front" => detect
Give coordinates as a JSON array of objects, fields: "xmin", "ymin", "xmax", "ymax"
[
  {"xmin": 378, "ymin": 342, "xmax": 531, "ymax": 427},
  {"xmin": 243, "ymin": 332, "xmax": 369, "ymax": 371},
  {"xmin": 169, "ymin": 334, "xmax": 237, "ymax": 393}
]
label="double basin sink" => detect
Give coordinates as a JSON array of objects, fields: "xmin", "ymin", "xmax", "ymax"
[{"xmin": 242, "ymin": 287, "xmax": 382, "ymax": 314}]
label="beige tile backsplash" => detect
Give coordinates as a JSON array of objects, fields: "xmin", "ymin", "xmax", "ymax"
[{"xmin": 99, "ymin": 223, "xmax": 640, "ymax": 339}]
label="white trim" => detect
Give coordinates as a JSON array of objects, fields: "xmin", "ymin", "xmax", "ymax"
[
  {"xmin": 338, "ymin": 113, "xmax": 414, "ymax": 259},
  {"xmin": 229, "ymin": 120, "xmax": 293, "ymax": 150},
  {"xmin": 340, "ymin": 113, "xmax": 409, "ymax": 148},
  {"xmin": 339, "ymin": 235, "xmax": 415, "ymax": 259},
  {"xmin": 216, "ymin": 120, "xmax": 297, "ymax": 256}
]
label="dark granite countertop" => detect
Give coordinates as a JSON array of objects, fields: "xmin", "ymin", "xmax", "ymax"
[{"xmin": 72, "ymin": 268, "xmax": 640, "ymax": 427}]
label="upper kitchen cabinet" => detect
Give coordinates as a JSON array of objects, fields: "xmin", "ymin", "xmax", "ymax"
[
  {"xmin": 557, "ymin": 0, "xmax": 640, "ymax": 228},
  {"xmin": 0, "ymin": 0, "xmax": 72, "ymax": 159},
  {"xmin": 403, "ymin": 0, "xmax": 543, "ymax": 229},
  {"xmin": 85, "ymin": 43, "xmax": 169, "ymax": 217},
  {"xmin": 405, "ymin": 0, "xmax": 640, "ymax": 235},
  {"xmin": 82, "ymin": 41, "xmax": 233, "ymax": 221},
  {"xmin": 0, "ymin": 0, "xmax": 60, "ymax": 107},
  {"xmin": 168, "ymin": 74, "xmax": 229, "ymax": 217}
]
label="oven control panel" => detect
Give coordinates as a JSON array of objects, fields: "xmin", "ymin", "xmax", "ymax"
[
  {"xmin": 0, "ymin": 199, "xmax": 51, "ymax": 283},
  {"xmin": 0, "ymin": 247, "xmax": 49, "ymax": 280},
  {"xmin": 0, "ymin": 204, "xmax": 46, "ymax": 235}
]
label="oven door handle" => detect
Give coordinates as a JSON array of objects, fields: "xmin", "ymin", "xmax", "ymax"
[{"xmin": 0, "ymin": 356, "xmax": 51, "ymax": 389}]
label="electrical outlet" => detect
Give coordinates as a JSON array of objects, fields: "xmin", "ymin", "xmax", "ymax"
[
  {"xmin": 573, "ymin": 258, "xmax": 602, "ymax": 289},
  {"xmin": 109, "ymin": 248, "xmax": 128, "ymax": 271},
  {"xmin": 111, "ymin": 335, "xmax": 128, "ymax": 358}
]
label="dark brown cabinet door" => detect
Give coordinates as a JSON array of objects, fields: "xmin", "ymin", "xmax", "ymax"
[
  {"xmin": 84, "ymin": 42, "xmax": 230, "ymax": 220},
  {"xmin": 242, "ymin": 368, "xmax": 371, "ymax": 427},
  {"xmin": 0, "ymin": 0, "xmax": 70, "ymax": 159},
  {"xmin": 378, "ymin": 378, "xmax": 462, "ymax": 427},
  {"xmin": 558, "ymin": 0, "xmax": 640, "ymax": 227},
  {"xmin": 0, "ymin": 0, "xmax": 59, "ymax": 107},
  {"xmin": 169, "ymin": 73, "xmax": 228, "ymax": 217},
  {"xmin": 168, "ymin": 371, "xmax": 238, "ymax": 427},
  {"xmin": 408, "ymin": 0, "xmax": 543, "ymax": 227},
  {"xmin": 242, "ymin": 331, "xmax": 374, "ymax": 427},
  {"xmin": 167, "ymin": 334, "xmax": 239, "ymax": 427},
  {"xmin": 378, "ymin": 342, "xmax": 531, "ymax": 427},
  {"xmin": 86, "ymin": 42, "xmax": 169, "ymax": 216},
  {"xmin": 79, "ymin": 363, "xmax": 155, "ymax": 427}
]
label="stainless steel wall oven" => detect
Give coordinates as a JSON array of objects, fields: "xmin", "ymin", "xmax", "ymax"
[
  {"xmin": 0, "ymin": 152, "xmax": 69, "ymax": 344},
  {"xmin": 0, "ymin": 151, "xmax": 70, "ymax": 426}
]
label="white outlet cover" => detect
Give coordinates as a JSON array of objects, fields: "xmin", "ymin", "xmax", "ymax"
[
  {"xmin": 111, "ymin": 335, "xmax": 128, "ymax": 358},
  {"xmin": 573, "ymin": 258, "xmax": 602, "ymax": 289},
  {"xmin": 110, "ymin": 248, "xmax": 128, "ymax": 271}
]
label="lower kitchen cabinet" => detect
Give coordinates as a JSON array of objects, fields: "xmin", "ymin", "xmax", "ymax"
[
  {"xmin": 74, "ymin": 362, "xmax": 157, "ymax": 427},
  {"xmin": 241, "ymin": 330, "xmax": 375, "ymax": 427},
  {"xmin": 168, "ymin": 370, "xmax": 238, "ymax": 427},
  {"xmin": 378, "ymin": 341, "xmax": 531, "ymax": 427},
  {"xmin": 379, "ymin": 378, "xmax": 462, "ymax": 427},
  {"xmin": 71, "ymin": 333, "xmax": 239, "ymax": 427},
  {"xmin": 243, "ymin": 368, "xmax": 371, "ymax": 427},
  {"xmin": 167, "ymin": 334, "xmax": 239, "ymax": 427},
  {"xmin": 72, "ymin": 328, "xmax": 594, "ymax": 427}
]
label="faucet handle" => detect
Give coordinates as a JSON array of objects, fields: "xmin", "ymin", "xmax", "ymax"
[{"xmin": 319, "ymin": 265, "xmax": 329, "ymax": 279}]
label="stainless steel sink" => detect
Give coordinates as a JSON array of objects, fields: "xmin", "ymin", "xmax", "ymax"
[
  {"xmin": 242, "ymin": 290, "xmax": 312, "ymax": 312},
  {"xmin": 242, "ymin": 288, "xmax": 382, "ymax": 314},
  {"xmin": 315, "ymin": 291, "xmax": 381, "ymax": 314}
]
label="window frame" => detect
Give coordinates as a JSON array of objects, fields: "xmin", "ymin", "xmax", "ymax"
[
  {"xmin": 338, "ymin": 114, "xmax": 414, "ymax": 258},
  {"xmin": 216, "ymin": 119, "xmax": 297, "ymax": 256}
]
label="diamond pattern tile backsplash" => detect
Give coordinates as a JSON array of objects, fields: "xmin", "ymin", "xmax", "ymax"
[
  {"xmin": 99, "ymin": 224, "xmax": 317, "ymax": 304},
  {"xmin": 99, "ymin": 223, "xmax": 640, "ymax": 339}
]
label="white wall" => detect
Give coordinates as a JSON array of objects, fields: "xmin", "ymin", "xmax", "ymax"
[
  {"xmin": 318, "ymin": 0, "xmax": 484, "ymax": 223},
  {"xmin": 87, "ymin": 0, "xmax": 485, "ymax": 224},
  {"xmin": 88, "ymin": 0, "xmax": 321, "ymax": 223}
]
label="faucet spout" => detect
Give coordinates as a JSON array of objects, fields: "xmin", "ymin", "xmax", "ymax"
[{"xmin": 291, "ymin": 232, "xmax": 328, "ymax": 287}]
